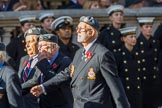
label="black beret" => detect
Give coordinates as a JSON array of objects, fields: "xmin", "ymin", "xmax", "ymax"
[
  {"xmin": 0, "ymin": 42, "xmax": 5, "ymax": 51},
  {"xmin": 79, "ymin": 16, "xmax": 100, "ymax": 31},
  {"xmin": 39, "ymin": 34, "xmax": 58, "ymax": 43}
]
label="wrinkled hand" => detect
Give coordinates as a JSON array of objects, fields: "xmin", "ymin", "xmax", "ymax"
[{"xmin": 30, "ymin": 85, "xmax": 44, "ymax": 97}]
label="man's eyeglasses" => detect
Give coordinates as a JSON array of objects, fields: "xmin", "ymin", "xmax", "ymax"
[{"xmin": 76, "ymin": 27, "xmax": 91, "ymax": 33}]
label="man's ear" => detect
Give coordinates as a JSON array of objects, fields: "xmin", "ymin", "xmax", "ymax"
[
  {"xmin": 55, "ymin": 30, "xmax": 60, "ymax": 36},
  {"xmin": 88, "ymin": 29, "xmax": 95, "ymax": 36}
]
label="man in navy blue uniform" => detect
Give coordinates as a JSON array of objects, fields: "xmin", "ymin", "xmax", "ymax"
[
  {"xmin": 37, "ymin": 34, "xmax": 73, "ymax": 108},
  {"xmin": 51, "ymin": 16, "xmax": 79, "ymax": 60}
]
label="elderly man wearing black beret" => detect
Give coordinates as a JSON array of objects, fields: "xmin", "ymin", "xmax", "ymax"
[
  {"xmin": 31, "ymin": 16, "xmax": 130, "ymax": 108},
  {"xmin": 36, "ymin": 34, "xmax": 73, "ymax": 108},
  {"xmin": 18, "ymin": 27, "xmax": 47, "ymax": 108},
  {"xmin": 6, "ymin": 15, "xmax": 37, "ymax": 71}
]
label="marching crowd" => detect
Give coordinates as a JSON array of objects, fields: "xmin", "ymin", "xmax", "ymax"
[{"xmin": 0, "ymin": 4, "xmax": 162, "ymax": 108}]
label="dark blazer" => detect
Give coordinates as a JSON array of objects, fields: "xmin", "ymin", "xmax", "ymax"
[
  {"xmin": 18, "ymin": 55, "xmax": 41, "ymax": 92},
  {"xmin": 136, "ymin": 33, "xmax": 160, "ymax": 80},
  {"xmin": 18, "ymin": 55, "xmax": 41, "ymax": 108},
  {"xmin": 41, "ymin": 41, "xmax": 130, "ymax": 108},
  {"xmin": 98, "ymin": 24, "xmax": 123, "ymax": 53},
  {"xmin": 58, "ymin": 38, "xmax": 79, "ymax": 60},
  {"xmin": 0, "ymin": 62, "xmax": 24, "ymax": 108},
  {"xmin": 6, "ymin": 32, "xmax": 27, "ymax": 71},
  {"xmin": 154, "ymin": 23, "xmax": 162, "ymax": 98},
  {"xmin": 115, "ymin": 45, "xmax": 143, "ymax": 108},
  {"xmin": 19, "ymin": 54, "xmax": 61, "ymax": 108},
  {"xmin": 38, "ymin": 52, "xmax": 73, "ymax": 108},
  {"xmin": 136, "ymin": 33, "xmax": 161, "ymax": 108}
]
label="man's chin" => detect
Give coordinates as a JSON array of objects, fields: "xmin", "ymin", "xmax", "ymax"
[
  {"xmin": 77, "ymin": 40, "xmax": 84, "ymax": 43},
  {"xmin": 28, "ymin": 52, "xmax": 36, "ymax": 56},
  {"xmin": 62, "ymin": 35, "xmax": 71, "ymax": 39}
]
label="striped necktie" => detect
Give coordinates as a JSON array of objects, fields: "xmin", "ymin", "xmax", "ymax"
[{"xmin": 22, "ymin": 58, "xmax": 33, "ymax": 82}]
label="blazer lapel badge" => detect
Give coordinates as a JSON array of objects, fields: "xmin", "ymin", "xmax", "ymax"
[
  {"xmin": 23, "ymin": 61, "xmax": 27, "ymax": 66},
  {"xmin": 52, "ymin": 63, "xmax": 58, "ymax": 69},
  {"xmin": 87, "ymin": 68, "xmax": 96, "ymax": 80},
  {"xmin": 70, "ymin": 64, "xmax": 75, "ymax": 77}
]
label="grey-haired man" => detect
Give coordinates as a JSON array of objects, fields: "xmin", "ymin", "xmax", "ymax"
[{"xmin": 31, "ymin": 16, "xmax": 130, "ymax": 108}]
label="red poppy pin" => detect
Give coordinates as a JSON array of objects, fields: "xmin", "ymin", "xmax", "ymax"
[
  {"xmin": 52, "ymin": 63, "xmax": 58, "ymax": 69},
  {"xmin": 23, "ymin": 61, "xmax": 27, "ymax": 66},
  {"xmin": 85, "ymin": 51, "xmax": 93, "ymax": 61}
]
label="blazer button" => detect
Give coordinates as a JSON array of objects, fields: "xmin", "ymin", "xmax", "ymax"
[
  {"xmin": 79, "ymin": 98, "xmax": 82, "ymax": 101},
  {"xmin": 154, "ymin": 48, "xmax": 157, "ymax": 52},
  {"xmin": 137, "ymin": 77, "xmax": 140, "ymax": 80},
  {"xmin": 125, "ymin": 68, "xmax": 128, "ymax": 72},
  {"xmin": 141, "ymin": 50, "xmax": 144, "ymax": 53},
  {"xmin": 153, "ymin": 66, "xmax": 157, "ymax": 70},
  {"xmin": 126, "ymin": 86, "xmax": 130, "ymax": 90},
  {"xmin": 143, "ymin": 76, "xmax": 147, "ymax": 80},
  {"xmin": 153, "ymin": 40, "xmax": 156, "ymax": 43},
  {"xmin": 122, "ymin": 52, "xmax": 125, "ymax": 55},
  {"xmin": 153, "ymin": 75, "xmax": 156, "ymax": 79},
  {"xmin": 113, "ymin": 49, "xmax": 117, "ymax": 52},
  {"xmin": 142, "ymin": 67, "xmax": 146, "ymax": 71},
  {"xmin": 140, "ymin": 42, "xmax": 143, "ymax": 45},
  {"xmin": 111, "ymin": 32, "xmax": 114, "ymax": 36},
  {"xmin": 73, "ymin": 97, "xmax": 76, "ymax": 101},
  {"xmin": 137, "ymin": 60, "xmax": 141, "ymax": 64},
  {"xmin": 154, "ymin": 58, "xmax": 157, "ymax": 61},
  {"xmin": 80, "ymin": 77, "xmax": 84, "ymax": 80},
  {"xmin": 112, "ymin": 40, "xmax": 115, "ymax": 44},
  {"xmin": 125, "ymin": 77, "xmax": 129, "ymax": 81},
  {"xmin": 142, "ymin": 59, "xmax": 145, "ymax": 62},
  {"xmin": 123, "ymin": 60, "xmax": 127, "ymax": 64},
  {"xmin": 137, "ymin": 85, "xmax": 140, "ymax": 89},
  {"xmin": 135, "ymin": 52, "xmax": 139, "ymax": 55}
]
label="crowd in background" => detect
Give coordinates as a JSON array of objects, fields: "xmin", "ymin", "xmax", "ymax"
[
  {"xmin": 1, "ymin": 0, "xmax": 162, "ymax": 11},
  {"xmin": 0, "ymin": 1, "xmax": 162, "ymax": 108}
]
